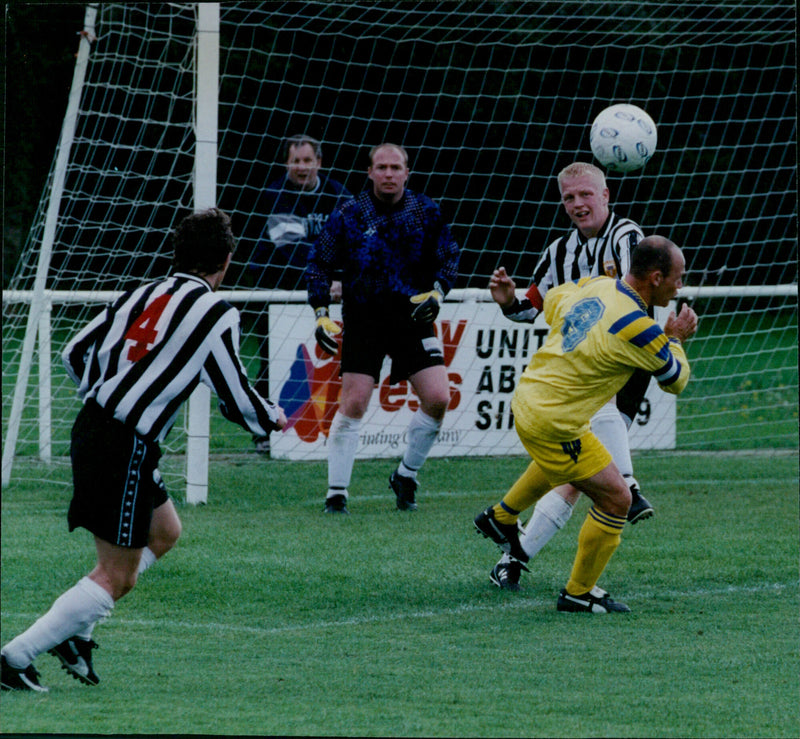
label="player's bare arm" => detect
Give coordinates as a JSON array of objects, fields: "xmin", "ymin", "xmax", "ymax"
[{"xmin": 489, "ymin": 267, "xmax": 517, "ymax": 308}]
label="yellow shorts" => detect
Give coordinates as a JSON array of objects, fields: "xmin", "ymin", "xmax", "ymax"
[{"xmin": 515, "ymin": 421, "xmax": 612, "ymax": 488}]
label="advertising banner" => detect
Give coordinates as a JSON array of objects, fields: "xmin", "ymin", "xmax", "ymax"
[{"xmin": 269, "ymin": 303, "xmax": 675, "ymax": 460}]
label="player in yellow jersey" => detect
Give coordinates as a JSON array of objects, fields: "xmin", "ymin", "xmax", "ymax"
[{"xmin": 474, "ymin": 235, "xmax": 698, "ymax": 612}]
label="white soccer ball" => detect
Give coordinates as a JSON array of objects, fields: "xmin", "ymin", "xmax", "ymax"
[{"xmin": 589, "ymin": 103, "xmax": 657, "ymax": 173}]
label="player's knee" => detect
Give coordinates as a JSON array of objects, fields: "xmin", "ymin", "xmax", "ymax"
[
  {"xmin": 103, "ymin": 569, "xmax": 139, "ymax": 601},
  {"xmin": 423, "ymin": 395, "xmax": 449, "ymax": 420},
  {"xmin": 117, "ymin": 572, "xmax": 139, "ymax": 599},
  {"xmin": 558, "ymin": 485, "xmax": 581, "ymax": 507},
  {"xmin": 611, "ymin": 482, "xmax": 632, "ymax": 518},
  {"xmin": 341, "ymin": 401, "xmax": 368, "ymax": 419},
  {"xmin": 149, "ymin": 502, "xmax": 182, "ymax": 557},
  {"xmin": 153, "ymin": 518, "xmax": 181, "ymax": 555},
  {"xmin": 339, "ymin": 392, "xmax": 370, "ymax": 418}
]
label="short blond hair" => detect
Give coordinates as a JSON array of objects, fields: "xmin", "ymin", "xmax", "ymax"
[{"xmin": 557, "ymin": 161, "xmax": 606, "ymax": 190}]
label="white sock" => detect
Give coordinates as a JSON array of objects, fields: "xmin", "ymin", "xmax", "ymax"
[
  {"xmin": 518, "ymin": 489, "xmax": 574, "ymax": 560},
  {"xmin": 397, "ymin": 461, "xmax": 417, "ymax": 479},
  {"xmin": 327, "ymin": 412, "xmax": 361, "ymax": 495},
  {"xmin": 137, "ymin": 546, "xmax": 157, "ymax": 574},
  {"xmin": 592, "ymin": 402, "xmax": 634, "ymax": 478},
  {"xmin": 402, "ymin": 410, "xmax": 441, "ymax": 473},
  {"xmin": 1, "ymin": 576, "xmax": 114, "ymax": 668}
]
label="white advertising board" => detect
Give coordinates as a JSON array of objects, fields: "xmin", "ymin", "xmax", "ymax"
[{"xmin": 268, "ymin": 302, "xmax": 675, "ymax": 460}]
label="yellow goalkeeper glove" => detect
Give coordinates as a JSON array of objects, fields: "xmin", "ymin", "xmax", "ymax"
[
  {"xmin": 409, "ymin": 283, "xmax": 443, "ymax": 323},
  {"xmin": 314, "ymin": 307, "xmax": 341, "ymax": 355}
]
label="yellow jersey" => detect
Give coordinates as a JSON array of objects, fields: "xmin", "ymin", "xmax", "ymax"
[{"xmin": 512, "ymin": 276, "xmax": 691, "ymax": 441}]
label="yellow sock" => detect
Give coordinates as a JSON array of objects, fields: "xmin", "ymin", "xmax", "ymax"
[
  {"xmin": 493, "ymin": 460, "xmax": 550, "ymax": 524},
  {"xmin": 565, "ymin": 507, "xmax": 625, "ymax": 595}
]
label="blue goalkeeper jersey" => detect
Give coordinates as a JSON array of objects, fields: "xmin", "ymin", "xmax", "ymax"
[{"xmin": 306, "ymin": 189, "xmax": 460, "ymax": 309}]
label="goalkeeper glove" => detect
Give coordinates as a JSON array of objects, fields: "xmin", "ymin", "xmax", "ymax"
[
  {"xmin": 409, "ymin": 283, "xmax": 443, "ymax": 323},
  {"xmin": 314, "ymin": 307, "xmax": 341, "ymax": 355}
]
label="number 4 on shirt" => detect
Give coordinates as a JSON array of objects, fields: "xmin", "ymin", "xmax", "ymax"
[{"xmin": 125, "ymin": 294, "xmax": 172, "ymax": 362}]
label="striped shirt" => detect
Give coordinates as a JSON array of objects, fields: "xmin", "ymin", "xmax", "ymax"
[
  {"xmin": 62, "ymin": 272, "xmax": 281, "ymax": 443},
  {"xmin": 503, "ymin": 211, "xmax": 643, "ymax": 323}
]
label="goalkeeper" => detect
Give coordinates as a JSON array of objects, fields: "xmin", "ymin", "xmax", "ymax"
[
  {"xmin": 306, "ymin": 143, "xmax": 460, "ymax": 514},
  {"xmin": 487, "ymin": 161, "xmax": 658, "ymax": 592},
  {"xmin": 474, "ymin": 236, "xmax": 698, "ymax": 613}
]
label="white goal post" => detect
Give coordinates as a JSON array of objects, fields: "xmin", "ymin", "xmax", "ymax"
[{"xmin": 3, "ymin": 2, "xmax": 797, "ymax": 504}]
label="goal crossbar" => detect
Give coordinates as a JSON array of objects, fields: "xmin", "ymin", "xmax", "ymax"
[{"xmin": 4, "ymin": 285, "xmax": 797, "ymax": 306}]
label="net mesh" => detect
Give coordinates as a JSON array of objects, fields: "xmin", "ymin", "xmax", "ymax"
[{"xmin": 4, "ymin": 1, "xmax": 796, "ymax": 492}]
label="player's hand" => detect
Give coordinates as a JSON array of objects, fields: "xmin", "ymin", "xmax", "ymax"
[
  {"xmin": 273, "ymin": 406, "xmax": 288, "ymax": 430},
  {"xmin": 329, "ymin": 281, "xmax": 343, "ymax": 304},
  {"xmin": 489, "ymin": 267, "xmax": 517, "ymax": 308},
  {"xmin": 410, "ymin": 287, "xmax": 442, "ymax": 323},
  {"xmin": 664, "ymin": 303, "xmax": 698, "ymax": 344},
  {"xmin": 314, "ymin": 307, "xmax": 341, "ymax": 355}
]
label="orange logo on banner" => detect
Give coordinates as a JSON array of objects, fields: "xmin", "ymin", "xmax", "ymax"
[{"xmin": 278, "ymin": 320, "xmax": 466, "ymax": 443}]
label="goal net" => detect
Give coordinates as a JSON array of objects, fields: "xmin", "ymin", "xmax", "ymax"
[{"xmin": 4, "ymin": 1, "xmax": 797, "ymax": 498}]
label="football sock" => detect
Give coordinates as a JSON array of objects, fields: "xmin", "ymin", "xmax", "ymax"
[
  {"xmin": 397, "ymin": 461, "xmax": 417, "ymax": 480},
  {"xmin": 565, "ymin": 507, "xmax": 626, "ymax": 595},
  {"xmin": 327, "ymin": 412, "xmax": 361, "ymax": 491},
  {"xmin": 1, "ymin": 576, "xmax": 114, "ymax": 668},
  {"xmin": 518, "ymin": 489, "xmax": 575, "ymax": 559},
  {"xmin": 494, "ymin": 460, "xmax": 550, "ymax": 524},
  {"xmin": 137, "ymin": 546, "xmax": 157, "ymax": 574},
  {"xmin": 402, "ymin": 409, "xmax": 441, "ymax": 472},
  {"xmin": 493, "ymin": 500, "xmax": 520, "ymax": 524},
  {"xmin": 592, "ymin": 403, "xmax": 634, "ymax": 478}
]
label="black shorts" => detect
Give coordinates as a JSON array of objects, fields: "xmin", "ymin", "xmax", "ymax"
[
  {"xmin": 68, "ymin": 399, "xmax": 167, "ymax": 548},
  {"xmin": 341, "ymin": 303, "xmax": 445, "ymax": 383}
]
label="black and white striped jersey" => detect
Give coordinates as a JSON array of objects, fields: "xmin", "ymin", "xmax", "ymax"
[
  {"xmin": 62, "ymin": 272, "xmax": 281, "ymax": 443},
  {"xmin": 503, "ymin": 211, "xmax": 644, "ymax": 323}
]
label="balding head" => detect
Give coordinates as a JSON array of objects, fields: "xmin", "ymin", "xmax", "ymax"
[
  {"xmin": 626, "ymin": 235, "xmax": 686, "ymax": 307},
  {"xmin": 630, "ymin": 236, "xmax": 679, "ymax": 279}
]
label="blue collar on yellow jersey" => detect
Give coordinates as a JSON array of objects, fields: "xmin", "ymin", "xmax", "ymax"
[{"xmin": 616, "ymin": 278, "xmax": 648, "ymax": 312}]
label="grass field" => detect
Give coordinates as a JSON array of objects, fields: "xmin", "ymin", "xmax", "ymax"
[{"xmin": 1, "ymin": 452, "xmax": 798, "ymax": 737}]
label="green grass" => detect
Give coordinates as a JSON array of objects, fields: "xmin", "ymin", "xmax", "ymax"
[
  {"xmin": 676, "ymin": 310, "xmax": 798, "ymax": 449},
  {"xmin": 2, "ymin": 453, "xmax": 798, "ymax": 736}
]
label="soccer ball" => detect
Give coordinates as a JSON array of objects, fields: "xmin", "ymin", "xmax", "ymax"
[{"xmin": 589, "ymin": 104, "xmax": 657, "ymax": 172}]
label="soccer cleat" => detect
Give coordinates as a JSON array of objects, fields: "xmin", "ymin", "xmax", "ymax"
[
  {"xmin": 489, "ymin": 559, "xmax": 529, "ymax": 591},
  {"xmin": 324, "ymin": 493, "xmax": 349, "ymax": 514},
  {"xmin": 626, "ymin": 477, "xmax": 654, "ymax": 524},
  {"xmin": 253, "ymin": 436, "xmax": 270, "ymax": 455},
  {"xmin": 556, "ymin": 586, "xmax": 631, "ymax": 613},
  {"xmin": 473, "ymin": 507, "xmax": 529, "ymax": 563},
  {"xmin": 1, "ymin": 654, "xmax": 49, "ymax": 692},
  {"xmin": 389, "ymin": 470, "xmax": 418, "ymax": 511},
  {"xmin": 48, "ymin": 637, "xmax": 100, "ymax": 686}
]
